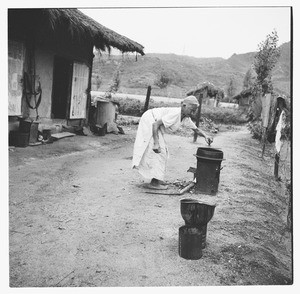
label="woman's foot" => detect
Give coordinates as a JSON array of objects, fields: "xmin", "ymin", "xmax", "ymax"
[
  {"xmin": 144, "ymin": 178, "xmax": 168, "ymax": 190},
  {"xmin": 157, "ymin": 180, "xmax": 169, "ymax": 186}
]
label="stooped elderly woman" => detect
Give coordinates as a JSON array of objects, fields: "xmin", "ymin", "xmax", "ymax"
[{"xmin": 132, "ymin": 95, "xmax": 213, "ymax": 190}]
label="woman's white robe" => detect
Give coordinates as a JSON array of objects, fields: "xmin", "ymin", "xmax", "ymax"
[{"xmin": 132, "ymin": 107, "xmax": 196, "ymax": 181}]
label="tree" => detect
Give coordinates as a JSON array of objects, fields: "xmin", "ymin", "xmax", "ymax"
[
  {"xmin": 248, "ymin": 30, "xmax": 281, "ymax": 121},
  {"xmin": 95, "ymin": 75, "xmax": 102, "ymax": 90},
  {"xmin": 243, "ymin": 68, "xmax": 255, "ymax": 90},
  {"xmin": 107, "ymin": 63, "xmax": 122, "ymax": 94},
  {"xmin": 252, "ymin": 30, "xmax": 281, "ymax": 159},
  {"xmin": 226, "ymin": 76, "xmax": 237, "ymax": 100},
  {"xmin": 155, "ymin": 70, "xmax": 172, "ymax": 89},
  {"xmin": 253, "ymin": 30, "xmax": 281, "ymax": 94}
]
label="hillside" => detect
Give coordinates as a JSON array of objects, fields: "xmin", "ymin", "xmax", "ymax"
[{"xmin": 92, "ymin": 42, "xmax": 291, "ymax": 98}]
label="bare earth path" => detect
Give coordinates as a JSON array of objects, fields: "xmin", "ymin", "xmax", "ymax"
[{"xmin": 9, "ymin": 125, "xmax": 292, "ymax": 287}]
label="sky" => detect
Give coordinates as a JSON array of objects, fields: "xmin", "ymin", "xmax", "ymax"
[{"xmin": 80, "ymin": 6, "xmax": 291, "ymax": 59}]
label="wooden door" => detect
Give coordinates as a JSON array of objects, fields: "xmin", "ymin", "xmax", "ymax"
[
  {"xmin": 8, "ymin": 40, "xmax": 25, "ymax": 116},
  {"xmin": 69, "ymin": 62, "xmax": 89, "ymax": 119}
]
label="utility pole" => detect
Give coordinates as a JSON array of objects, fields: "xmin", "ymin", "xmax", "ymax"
[
  {"xmin": 143, "ymin": 86, "xmax": 151, "ymax": 113},
  {"xmin": 193, "ymin": 90, "xmax": 205, "ymax": 142}
]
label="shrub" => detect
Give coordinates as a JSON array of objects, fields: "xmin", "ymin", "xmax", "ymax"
[
  {"xmin": 114, "ymin": 97, "xmax": 179, "ymax": 117},
  {"xmin": 117, "ymin": 115, "xmax": 140, "ymax": 126},
  {"xmin": 247, "ymin": 121, "xmax": 263, "ymax": 140},
  {"xmin": 155, "ymin": 71, "xmax": 172, "ymax": 89},
  {"xmin": 117, "ymin": 98, "xmax": 144, "ymax": 116},
  {"xmin": 202, "ymin": 106, "xmax": 248, "ymax": 125}
]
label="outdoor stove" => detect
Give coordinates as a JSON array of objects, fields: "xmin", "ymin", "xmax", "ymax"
[
  {"xmin": 178, "ymin": 147, "xmax": 224, "ymax": 260},
  {"xmin": 190, "ymin": 147, "xmax": 224, "ymax": 195}
]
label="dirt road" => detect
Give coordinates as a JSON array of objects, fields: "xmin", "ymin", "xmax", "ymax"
[{"xmin": 9, "ymin": 125, "xmax": 292, "ymax": 287}]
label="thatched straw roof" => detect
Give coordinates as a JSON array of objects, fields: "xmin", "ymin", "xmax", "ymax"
[
  {"xmin": 187, "ymin": 82, "xmax": 224, "ymax": 98},
  {"xmin": 8, "ymin": 8, "xmax": 145, "ymax": 55},
  {"xmin": 232, "ymin": 88, "xmax": 252, "ymax": 100}
]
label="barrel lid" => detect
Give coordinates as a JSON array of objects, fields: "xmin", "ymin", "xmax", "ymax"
[
  {"xmin": 194, "ymin": 154, "xmax": 225, "ymax": 161},
  {"xmin": 180, "ymin": 197, "xmax": 217, "ymax": 206},
  {"xmin": 196, "ymin": 147, "xmax": 224, "ymax": 160}
]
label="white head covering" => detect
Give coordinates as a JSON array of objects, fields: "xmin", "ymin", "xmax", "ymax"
[{"xmin": 182, "ymin": 95, "xmax": 199, "ymax": 106}]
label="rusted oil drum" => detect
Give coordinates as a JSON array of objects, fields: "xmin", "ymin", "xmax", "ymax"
[
  {"xmin": 179, "ymin": 226, "xmax": 203, "ymax": 260},
  {"xmin": 194, "ymin": 147, "xmax": 224, "ymax": 195}
]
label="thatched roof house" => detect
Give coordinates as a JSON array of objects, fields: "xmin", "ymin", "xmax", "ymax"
[
  {"xmin": 187, "ymin": 82, "xmax": 224, "ymax": 99},
  {"xmin": 8, "ymin": 8, "xmax": 144, "ymax": 138},
  {"xmin": 232, "ymin": 89, "xmax": 252, "ymax": 107},
  {"xmin": 232, "ymin": 88, "xmax": 252, "ymax": 100},
  {"xmin": 187, "ymin": 82, "xmax": 224, "ymax": 107},
  {"xmin": 8, "ymin": 9, "xmax": 145, "ymax": 55}
]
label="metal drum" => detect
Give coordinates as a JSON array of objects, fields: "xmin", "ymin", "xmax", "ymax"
[
  {"xmin": 194, "ymin": 147, "xmax": 224, "ymax": 195},
  {"xmin": 179, "ymin": 226, "xmax": 203, "ymax": 260},
  {"xmin": 179, "ymin": 199, "xmax": 216, "ymax": 258}
]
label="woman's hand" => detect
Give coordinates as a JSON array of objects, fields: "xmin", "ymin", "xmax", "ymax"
[
  {"xmin": 205, "ymin": 136, "xmax": 213, "ymax": 146},
  {"xmin": 153, "ymin": 143, "xmax": 161, "ymax": 153},
  {"xmin": 194, "ymin": 128, "xmax": 213, "ymax": 146}
]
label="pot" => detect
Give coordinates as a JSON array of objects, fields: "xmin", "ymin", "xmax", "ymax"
[{"xmin": 180, "ymin": 198, "xmax": 216, "ymax": 226}]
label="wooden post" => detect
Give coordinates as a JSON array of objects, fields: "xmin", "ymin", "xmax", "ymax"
[
  {"xmin": 261, "ymin": 127, "xmax": 267, "ymax": 158},
  {"xmin": 287, "ymin": 190, "xmax": 292, "ymax": 231},
  {"xmin": 274, "ymin": 153, "xmax": 280, "ymax": 180},
  {"xmin": 193, "ymin": 91, "xmax": 204, "ymax": 142},
  {"xmin": 143, "ymin": 86, "xmax": 151, "ymax": 113},
  {"xmin": 261, "ymin": 93, "xmax": 272, "ymax": 158},
  {"xmin": 86, "ymin": 49, "xmax": 93, "ymax": 126}
]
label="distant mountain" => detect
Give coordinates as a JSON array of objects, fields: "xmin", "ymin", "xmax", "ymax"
[{"xmin": 92, "ymin": 42, "xmax": 291, "ymax": 98}]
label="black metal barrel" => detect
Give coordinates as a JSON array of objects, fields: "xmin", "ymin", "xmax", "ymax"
[
  {"xmin": 194, "ymin": 147, "xmax": 224, "ymax": 195},
  {"xmin": 180, "ymin": 199, "xmax": 216, "ymax": 253},
  {"xmin": 178, "ymin": 226, "xmax": 203, "ymax": 260}
]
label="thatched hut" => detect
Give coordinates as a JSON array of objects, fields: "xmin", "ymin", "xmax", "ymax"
[
  {"xmin": 232, "ymin": 89, "xmax": 252, "ymax": 107},
  {"xmin": 187, "ymin": 82, "xmax": 224, "ymax": 107},
  {"xmin": 8, "ymin": 8, "xmax": 144, "ymax": 135}
]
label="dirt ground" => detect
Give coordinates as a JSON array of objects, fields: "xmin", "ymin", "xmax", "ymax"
[{"xmin": 8, "ymin": 124, "xmax": 292, "ymax": 287}]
